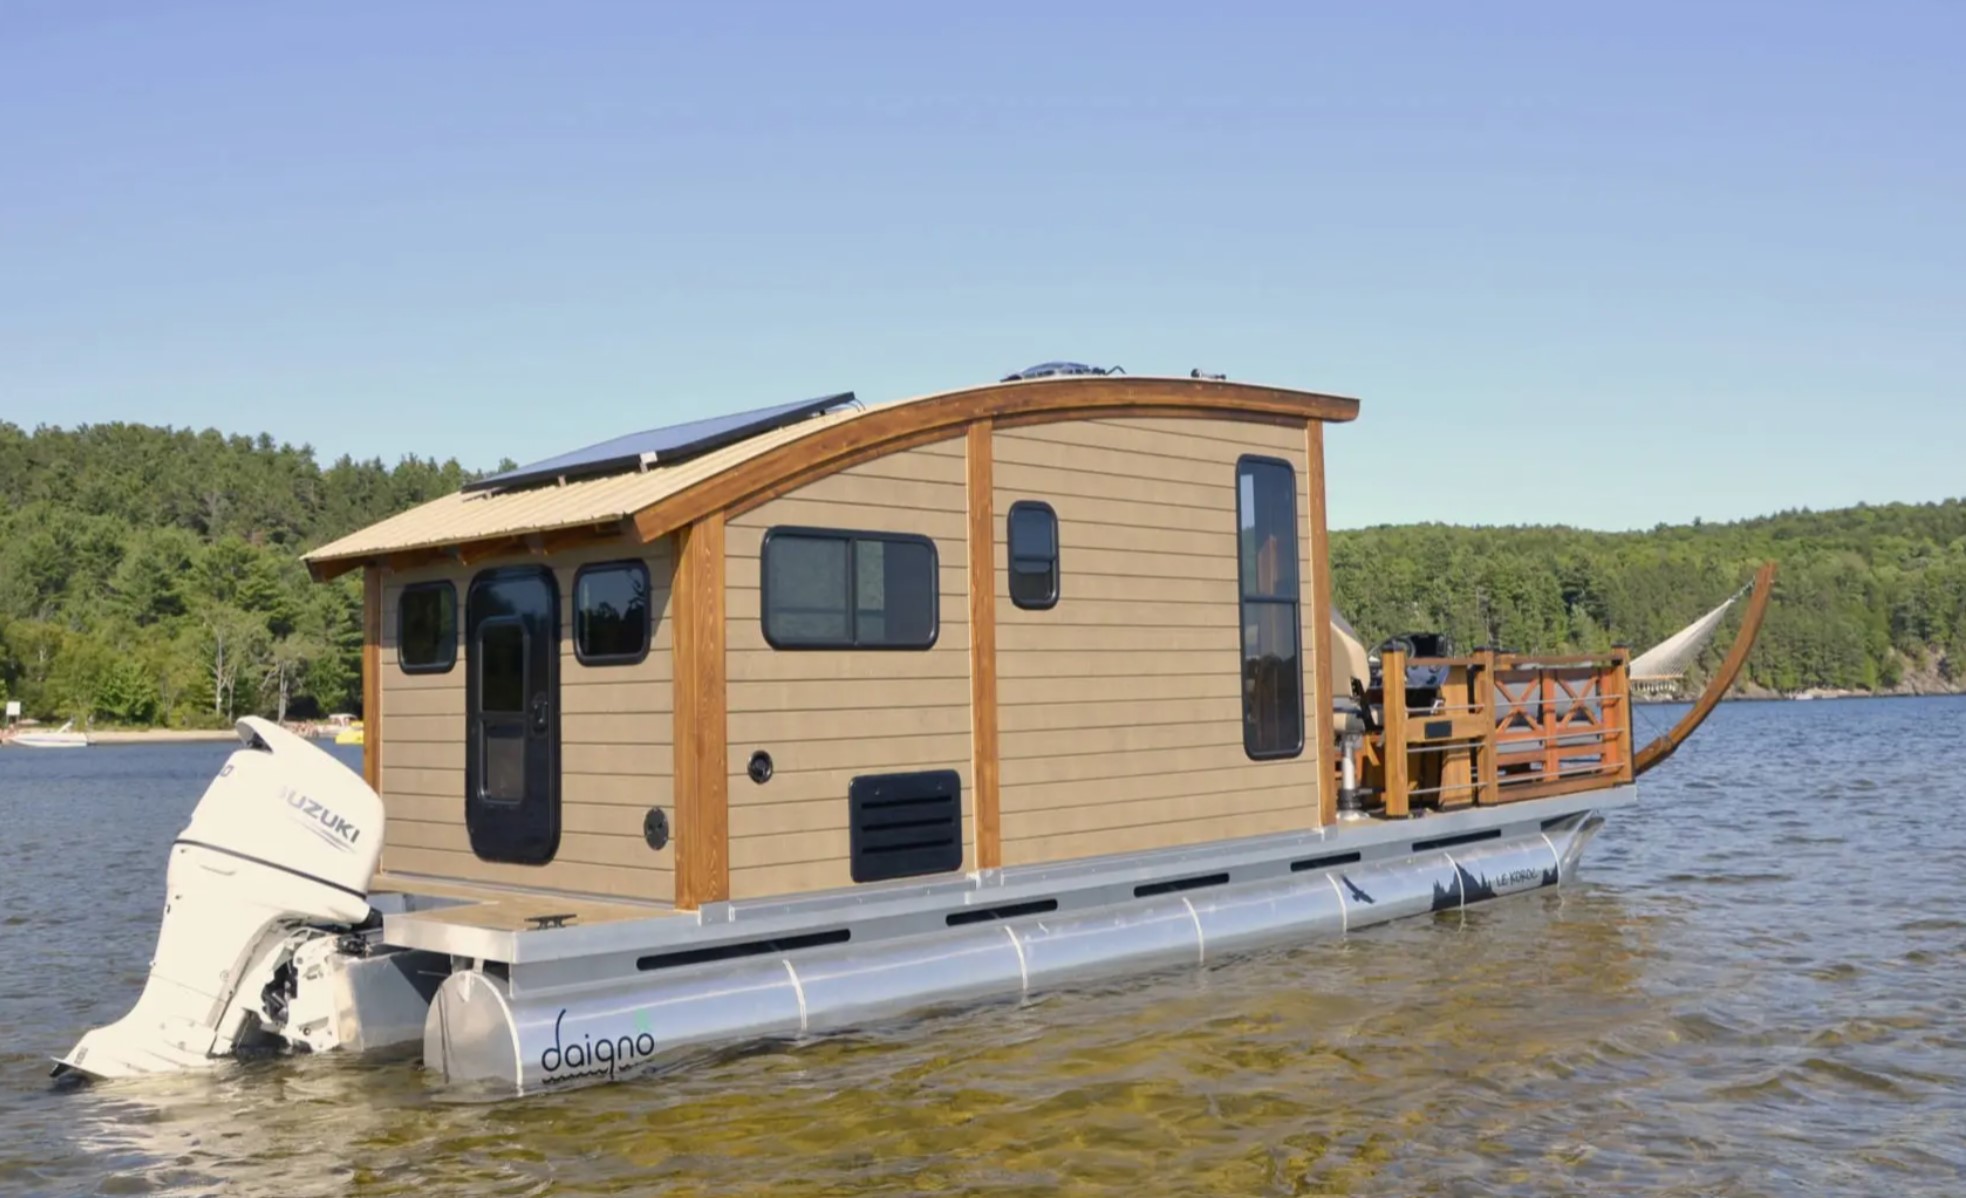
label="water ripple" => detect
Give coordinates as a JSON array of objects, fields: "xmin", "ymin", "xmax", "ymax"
[{"xmin": 4, "ymin": 702, "xmax": 1966, "ymax": 1194}]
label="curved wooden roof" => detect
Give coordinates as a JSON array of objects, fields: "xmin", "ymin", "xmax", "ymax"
[{"xmin": 305, "ymin": 375, "xmax": 1359, "ymax": 579}]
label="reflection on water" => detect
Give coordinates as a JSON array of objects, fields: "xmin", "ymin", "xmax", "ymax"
[{"xmin": 3, "ymin": 700, "xmax": 1965, "ymax": 1195}]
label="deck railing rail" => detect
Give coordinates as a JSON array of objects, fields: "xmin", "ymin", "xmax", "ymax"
[{"xmin": 1366, "ymin": 647, "xmax": 1633, "ymax": 818}]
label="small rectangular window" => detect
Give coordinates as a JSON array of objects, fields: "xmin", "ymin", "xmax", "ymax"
[
  {"xmin": 574, "ymin": 560, "xmax": 651, "ymax": 665},
  {"xmin": 762, "ymin": 528, "xmax": 938, "ymax": 650},
  {"xmin": 1236, "ymin": 457, "xmax": 1304, "ymax": 759},
  {"xmin": 398, "ymin": 582, "xmax": 457, "ymax": 674},
  {"xmin": 1007, "ymin": 501, "xmax": 1059, "ymax": 610}
]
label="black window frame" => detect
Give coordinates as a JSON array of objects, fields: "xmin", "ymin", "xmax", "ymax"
[
  {"xmin": 759, "ymin": 526, "xmax": 940, "ymax": 651},
  {"xmin": 571, "ymin": 558, "xmax": 653, "ymax": 667},
  {"xmin": 397, "ymin": 581, "xmax": 458, "ymax": 675},
  {"xmin": 1006, "ymin": 500, "xmax": 1060, "ymax": 611},
  {"xmin": 1234, "ymin": 454, "xmax": 1305, "ymax": 761}
]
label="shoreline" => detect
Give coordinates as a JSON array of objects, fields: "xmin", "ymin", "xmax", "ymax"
[
  {"xmin": 2, "ymin": 728, "xmax": 328, "ymax": 745},
  {"xmin": 1639, "ymin": 688, "xmax": 1965, "ymax": 706},
  {"xmin": 3, "ymin": 725, "xmax": 366, "ymax": 747}
]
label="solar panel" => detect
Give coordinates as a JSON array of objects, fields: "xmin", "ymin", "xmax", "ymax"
[{"xmin": 465, "ymin": 392, "xmax": 858, "ymax": 493}]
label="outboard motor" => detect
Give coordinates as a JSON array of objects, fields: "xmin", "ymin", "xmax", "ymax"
[{"xmin": 57, "ymin": 718, "xmax": 384, "ymax": 1079}]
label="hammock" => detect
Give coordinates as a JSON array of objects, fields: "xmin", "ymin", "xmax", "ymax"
[{"xmin": 1628, "ymin": 581, "xmax": 1753, "ymax": 685}]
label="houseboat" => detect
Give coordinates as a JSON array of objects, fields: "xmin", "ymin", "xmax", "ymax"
[{"xmin": 57, "ymin": 371, "xmax": 1771, "ymax": 1094}]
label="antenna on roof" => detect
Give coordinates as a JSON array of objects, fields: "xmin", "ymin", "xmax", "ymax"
[{"xmin": 1001, "ymin": 362, "xmax": 1125, "ymax": 382}]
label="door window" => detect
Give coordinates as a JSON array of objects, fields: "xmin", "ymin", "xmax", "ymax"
[
  {"xmin": 479, "ymin": 620, "xmax": 527, "ymax": 714},
  {"xmin": 478, "ymin": 618, "xmax": 528, "ymax": 803}
]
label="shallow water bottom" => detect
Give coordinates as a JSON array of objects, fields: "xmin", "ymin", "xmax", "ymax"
[{"xmin": 3, "ymin": 698, "xmax": 1965, "ymax": 1195}]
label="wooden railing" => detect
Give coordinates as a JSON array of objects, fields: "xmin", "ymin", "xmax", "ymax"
[{"xmin": 1362, "ymin": 647, "xmax": 1633, "ymax": 818}]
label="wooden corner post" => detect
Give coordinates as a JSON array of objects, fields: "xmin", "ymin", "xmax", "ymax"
[
  {"xmin": 966, "ymin": 420, "xmax": 1002, "ymax": 871},
  {"xmin": 1475, "ymin": 647, "xmax": 1500, "ymax": 805},
  {"xmin": 1306, "ymin": 421, "xmax": 1336, "ymax": 827},
  {"xmin": 1380, "ymin": 646, "xmax": 1410, "ymax": 818},
  {"xmin": 1609, "ymin": 646, "xmax": 1634, "ymax": 784},
  {"xmin": 361, "ymin": 566, "xmax": 383, "ymax": 795},
  {"xmin": 673, "ymin": 513, "xmax": 730, "ymax": 909}
]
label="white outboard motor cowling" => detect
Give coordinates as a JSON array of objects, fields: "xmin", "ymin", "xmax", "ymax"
[{"xmin": 59, "ymin": 718, "xmax": 385, "ymax": 1079}]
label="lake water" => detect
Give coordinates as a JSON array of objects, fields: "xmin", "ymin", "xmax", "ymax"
[{"xmin": 2, "ymin": 698, "xmax": 1963, "ymax": 1196}]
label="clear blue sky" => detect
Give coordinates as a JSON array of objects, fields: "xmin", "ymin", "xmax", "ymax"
[{"xmin": 2, "ymin": 1, "xmax": 1959, "ymax": 530}]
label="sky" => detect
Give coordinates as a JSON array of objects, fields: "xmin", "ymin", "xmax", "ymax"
[{"xmin": 1, "ymin": 1, "xmax": 1960, "ymax": 531}]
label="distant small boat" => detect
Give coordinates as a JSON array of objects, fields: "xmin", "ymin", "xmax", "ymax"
[
  {"xmin": 334, "ymin": 721, "xmax": 365, "ymax": 746},
  {"xmin": 8, "ymin": 720, "xmax": 90, "ymax": 749}
]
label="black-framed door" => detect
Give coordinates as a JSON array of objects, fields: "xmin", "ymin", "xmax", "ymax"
[{"xmin": 466, "ymin": 566, "xmax": 560, "ymax": 864}]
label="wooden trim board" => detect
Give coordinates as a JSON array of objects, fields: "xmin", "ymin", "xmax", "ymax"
[
  {"xmin": 966, "ymin": 420, "xmax": 1001, "ymax": 869},
  {"xmin": 673, "ymin": 514, "xmax": 730, "ymax": 908},
  {"xmin": 362, "ymin": 566, "xmax": 383, "ymax": 795},
  {"xmin": 1306, "ymin": 422, "xmax": 1336, "ymax": 827}
]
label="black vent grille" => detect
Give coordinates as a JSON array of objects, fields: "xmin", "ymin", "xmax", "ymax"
[{"xmin": 848, "ymin": 770, "xmax": 964, "ymax": 883}]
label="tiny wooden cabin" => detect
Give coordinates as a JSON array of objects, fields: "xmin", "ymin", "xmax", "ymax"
[{"xmin": 305, "ymin": 375, "xmax": 1368, "ymax": 909}]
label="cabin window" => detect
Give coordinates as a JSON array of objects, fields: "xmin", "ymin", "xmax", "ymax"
[
  {"xmin": 761, "ymin": 528, "xmax": 938, "ymax": 650},
  {"xmin": 1007, "ymin": 501, "xmax": 1059, "ymax": 610},
  {"xmin": 397, "ymin": 582, "xmax": 457, "ymax": 674},
  {"xmin": 1235, "ymin": 456, "xmax": 1304, "ymax": 759},
  {"xmin": 573, "ymin": 560, "xmax": 651, "ymax": 665}
]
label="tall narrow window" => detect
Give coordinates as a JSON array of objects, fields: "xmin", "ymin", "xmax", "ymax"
[
  {"xmin": 1235, "ymin": 456, "xmax": 1304, "ymax": 759},
  {"xmin": 574, "ymin": 560, "xmax": 651, "ymax": 665},
  {"xmin": 398, "ymin": 582, "xmax": 457, "ymax": 674},
  {"xmin": 1007, "ymin": 501, "xmax": 1059, "ymax": 610},
  {"xmin": 477, "ymin": 618, "xmax": 528, "ymax": 801},
  {"xmin": 762, "ymin": 528, "xmax": 939, "ymax": 649}
]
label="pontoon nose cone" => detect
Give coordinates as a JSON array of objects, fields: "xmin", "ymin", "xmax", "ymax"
[{"xmin": 424, "ymin": 970, "xmax": 523, "ymax": 1090}]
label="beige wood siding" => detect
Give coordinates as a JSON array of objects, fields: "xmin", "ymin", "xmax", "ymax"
[
  {"xmin": 723, "ymin": 437, "xmax": 972, "ymax": 900},
  {"xmin": 993, "ymin": 416, "xmax": 1324, "ymax": 865},
  {"xmin": 377, "ymin": 538, "xmax": 676, "ymax": 902}
]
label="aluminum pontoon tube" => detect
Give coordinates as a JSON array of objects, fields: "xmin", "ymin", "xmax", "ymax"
[{"xmin": 426, "ymin": 824, "xmax": 1590, "ymax": 1094}]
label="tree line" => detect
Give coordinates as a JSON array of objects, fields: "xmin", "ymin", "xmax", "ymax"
[
  {"xmin": 3, "ymin": 420, "xmax": 1962, "ymax": 726},
  {"xmin": 0, "ymin": 422, "xmax": 480, "ymax": 726},
  {"xmin": 1330, "ymin": 504, "xmax": 1966, "ymax": 695}
]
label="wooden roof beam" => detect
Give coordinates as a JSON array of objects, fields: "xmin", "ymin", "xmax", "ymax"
[{"xmin": 630, "ymin": 376, "xmax": 1359, "ymax": 544}]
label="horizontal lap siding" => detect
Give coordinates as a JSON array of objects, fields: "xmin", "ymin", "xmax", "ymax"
[
  {"xmin": 724, "ymin": 437, "xmax": 972, "ymax": 900},
  {"xmin": 377, "ymin": 538, "xmax": 676, "ymax": 902},
  {"xmin": 994, "ymin": 417, "xmax": 1323, "ymax": 866}
]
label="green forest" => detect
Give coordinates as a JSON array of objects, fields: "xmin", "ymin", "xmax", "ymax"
[
  {"xmin": 1330, "ymin": 506, "xmax": 1966, "ymax": 694},
  {"xmin": 2, "ymin": 421, "xmax": 1962, "ymax": 727},
  {"xmin": 0, "ymin": 422, "xmax": 479, "ymax": 727}
]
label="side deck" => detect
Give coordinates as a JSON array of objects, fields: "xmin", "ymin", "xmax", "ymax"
[
  {"xmin": 374, "ymin": 648, "xmax": 1640, "ymax": 968},
  {"xmin": 375, "ymin": 783, "xmax": 1633, "ymax": 980},
  {"xmin": 1361, "ymin": 647, "xmax": 1635, "ymax": 815}
]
